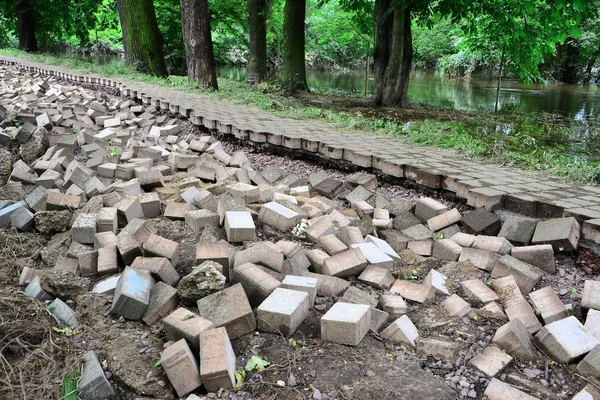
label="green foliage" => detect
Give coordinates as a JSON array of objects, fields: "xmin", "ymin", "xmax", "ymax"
[
  {"xmin": 244, "ymin": 355, "xmax": 270, "ymax": 371},
  {"xmin": 412, "ymin": 16, "xmax": 457, "ymax": 69},
  {"xmin": 60, "ymin": 370, "xmax": 79, "ymax": 400}
]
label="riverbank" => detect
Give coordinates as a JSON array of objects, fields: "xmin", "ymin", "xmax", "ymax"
[{"xmin": 2, "ymin": 49, "xmax": 599, "ymax": 184}]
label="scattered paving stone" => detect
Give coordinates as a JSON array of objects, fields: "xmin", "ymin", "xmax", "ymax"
[
  {"xmin": 505, "ymin": 298, "xmax": 543, "ymax": 334},
  {"xmin": 199, "ymin": 327, "xmax": 237, "ymax": 392},
  {"xmin": 111, "ymin": 267, "xmax": 155, "ymax": 320},
  {"xmin": 461, "ymin": 208, "xmax": 501, "ymax": 236},
  {"xmin": 380, "ymin": 315, "xmax": 419, "ymax": 348},
  {"xmin": 281, "ymin": 275, "xmax": 318, "ymax": 306},
  {"xmin": 232, "ymin": 262, "xmax": 281, "ymax": 307},
  {"xmin": 161, "ymin": 339, "xmax": 202, "ymax": 397},
  {"xmin": 380, "ymin": 294, "xmax": 407, "ymax": 318},
  {"xmin": 342, "ymin": 286, "xmax": 378, "ymax": 308},
  {"xmin": 492, "ymin": 319, "xmax": 539, "ymax": 362},
  {"xmin": 163, "ymin": 307, "xmax": 215, "ymax": 353},
  {"xmin": 472, "ymin": 235, "xmax": 513, "ymax": 255},
  {"xmin": 531, "ymin": 217, "xmax": 580, "ymax": 252},
  {"xmin": 576, "ymin": 344, "xmax": 600, "ymax": 378},
  {"xmin": 534, "ymin": 316, "xmax": 598, "ymax": 364},
  {"xmin": 431, "ymin": 239, "xmax": 462, "ymax": 261},
  {"xmin": 321, "ymin": 302, "xmax": 370, "ymax": 346},
  {"xmin": 321, "ymin": 248, "xmax": 367, "ymax": 278},
  {"xmin": 498, "ymin": 216, "xmax": 539, "ymax": 245},
  {"xmin": 79, "ymin": 351, "xmax": 116, "ymax": 400},
  {"xmin": 484, "ymin": 378, "xmax": 539, "ymax": 400},
  {"xmin": 234, "ymin": 243, "xmax": 284, "ymax": 273},
  {"xmin": 358, "ymin": 265, "xmax": 395, "ymax": 290},
  {"xmin": 458, "ymin": 248, "xmax": 500, "ymax": 272},
  {"xmin": 258, "ymin": 288, "xmax": 309, "ymax": 335},
  {"xmin": 414, "ymin": 198, "xmax": 448, "ymax": 222},
  {"xmin": 390, "ymin": 280, "xmax": 434, "ymax": 305},
  {"xmin": 427, "ymin": 208, "xmax": 461, "ymax": 232},
  {"xmin": 417, "ymin": 338, "xmax": 461, "ymax": 361},
  {"xmin": 142, "ymin": 282, "xmax": 179, "ymax": 326},
  {"xmin": 529, "ymin": 286, "xmax": 568, "ymax": 325},
  {"xmin": 460, "ymin": 279, "xmax": 499, "ymax": 305},
  {"xmin": 442, "ymin": 294, "xmax": 476, "ymax": 318},
  {"xmin": 491, "ymin": 255, "xmax": 543, "ymax": 294},
  {"xmin": 510, "ymin": 244, "xmax": 556, "ymax": 274},
  {"xmin": 48, "ymin": 298, "xmax": 78, "ymax": 328},
  {"xmin": 469, "ymin": 346, "xmax": 513, "ymax": 377}
]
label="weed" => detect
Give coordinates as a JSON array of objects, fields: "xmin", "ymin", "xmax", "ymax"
[
  {"xmin": 433, "ymin": 233, "xmax": 444, "ymax": 240},
  {"xmin": 60, "ymin": 370, "xmax": 79, "ymax": 400},
  {"xmin": 108, "ymin": 147, "xmax": 118, "ymax": 157}
]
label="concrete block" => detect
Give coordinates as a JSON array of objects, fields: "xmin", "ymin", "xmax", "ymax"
[
  {"xmin": 79, "ymin": 351, "xmax": 115, "ymax": 400},
  {"xmin": 534, "ymin": 316, "xmax": 598, "ymax": 364},
  {"xmin": 473, "ymin": 235, "xmax": 513, "ymax": 255},
  {"xmin": 164, "ymin": 202, "xmax": 194, "ymax": 220},
  {"xmin": 469, "ymin": 346, "xmax": 512, "ymax": 377},
  {"xmin": 491, "ymin": 255, "xmax": 544, "ymax": 294},
  {"xmin": 358, "ymin": 265, "xmax": 395, "ymax": 289},
  {"xmin": 460, "ymin": 279, "xmax": 499, "ymax": 304},
  {"xmin": 407, "ymin": 240, "xmax": 433, "ymax": 256},
  {"xmin": 531, "ymin": 217, "xmax": 580, "ymax": 252},
  {"xmin": 161, "ymin": 339, "xmax": 202, "ymax": 397},
  {"xmin": 498, "ymin": 216, "xmax": 539, "ymax": 245},
  {"xmin": 583, "ymin": 280, "xmax": 600, "ymax": 311},
  {"xmin": 450, "ymin": 232, "xmax": 476, "ymax": 247},
  {"xmin": 259, "ymin": 201, "xmax": 300, "ymax": 231},
  {"xmin": 142, "ymin": 282, "xmax": 179, "ymax": 325},
  {"xmin": 321, "ymin": 302, "xmax": 370, "ymax": 346},
  {"xmin": 529, "ymin": 286, "xmax": 568, "ymax": 325},
  {"xmin": 492, "ymin": 319, "xmax": 539, "ymax": 362},
  {"xmin": 511, "ymin": 244, "xmax": 555, "ymax": 274},
  {"xmin": 24, "ymin": 276, "xmax": 53, "ymax": 301},
  {"xmin": 301, "ymin": 271, "xmax": 350, "ymax": 297},
  {"xmin": 572, "ymin": 384, "xmax": 600, "ymax": 400},
  {"xmin": 305, "ymin": 216, "xmax": 336, "ymax": 243},
  {"xmin": 139, "ymin": 192, "xmax": 162, "ymax": 218},
  {"xmin": 380, "ymin": 295, "xmax": 407, "ymax": 317},
  {"xmin": 25, "ymin": 185, "xmax": 48, "ymax": 212},
  {"xmin": 319, "ymin": 234, "xmax": 348, "ymax": 255},
  {"xmin": 10, "ymin": 207, "xmax": 34, "ymax": 231},
  {"xmin": 342, "ymin": 286, "xmax": 378, "ymax": 308},
  {"xmin": 431, "ymin": 239, "xmax": 462, "ymax": 261},
  {"xmin": 224, "ymin": 211, "xmax": 256, "ymax": 242},
  {"xmin": 321, "ymin": 248, "xmax": 367, "ymax": 278},
  {"xmin": 415, "ymin": 198, "xmax": 448, "ymax": 222},
  {"xmin": 442, "ymin": 294, "xmax": 476, "ymax": 318},
  {"xmin": 234, "ymin": 243, "xmax": 284, "ymax": 273},
  {"xmin": 55, "ymin": 255, "xmax": 80, "ymax": 276},
  {"xmin": 72, "ymin": 213, "xmax": 97, "ymax": 244},
  {"xmin": 46, "ymin": 192, "xmax": 81, "ymax": 210},
  {"xmin": 576, "ymin": 345, "xmax": 600, "ymax": 378},
  {"xmin": 338, "ymin": 226, "xmax": 364, "ymax": 247},
  {"xmin": 461, "ymin": 208, "xmax": 501, "ymax": 236},
  {"xmin": 117, "ymin": 218, "xmax": 156, "ymax": 244},
  {"xmin": 111, "ymin": 267, "xmax": 155, "ymax": 320},
  {"xmin": 116, "ymin": 234, "xmax": 142, "ymax": 265},
  {"xmin": 19, "ymin": 266, "xmax": 40, "ymax": 286},
  {"xmin": 401, "ymin": 224, "xmax": 433, "ymax": 240},
  {"xmin": 484, "ymin": 378, "xmax": 539, "ymax": 400},
  {"xmin": 225, "ymin": 182, "xmax": 260, "ymax": 204},
  {"xmin": 281, "ymin": 275, "xmax": 318, "ymax": 306},
  {"xmin": 458, "ymin": 248, "xmax": 500, "ymax": 272},
  {"xmin": 115, "ymin": 196, "xmax": 144, "ymax": 227},
  {"xmin": 423, "ymin": 269, "xmax": 450, "ymax": 295},
  {"xmin": 185, "ymin": 209, "xmax": 219, "ymax": 232},
  {"xmin": 478, "ymin": 301, "xmax": 508, "ymax": 321},
  {"xmin": 232, "ymin": 263, "xmax": 281, "ymax": 307},
  {"xmin": 492, "ymin": 275, "xmax": 524, "ymax": 305},
  {"xmin": 365, "ymin": 234, "xmax": 400, "ymax": 260},
  {"xmin": 199, "ymin": 327, "xmax": 236, "ymax": 392},
  {"xmin": 380, "ymin": 315, "xmax": 419, "ymax": 348},
  {"xmin": 78, "ymin": 250, "xmax": 99, "ymax": 277},
  {"xmin": 48, "ymin": 298, "xmax": 78, "ymax": 328},
  {"xmin": 131, "ymin": 256, "xmax": 180, "ymax": 286},
  {"xmin": 390, "ymin": 280, "xmax": 434, "ymax": 305},
  {"xmin": 258, "ymin": 288, "xmax": 309, "ymax": 335},
  {"xmin": 305, "ymin": 248, "xmax": 329, "ymax": 274},
  {"xmin": 145, "ymin": 234, "xmax": 180, "ymax": 267},
  {"xmin": 163, "ymin": 307, "xmax": 215, "ymax": 353},
  {"xmin": 196, "ymin": 283, "xmax": 256, "ymax": 339},
  {"xmin": 427, "ymin": 208, "xmax": 461, "ymax": 232},
  {"xmin": 97, "ymin": 246, "xmax": 118, "ymax": 276},
  {"xmin": 505, "ymin": 298, "xmax": 543, "ymax": 334},
  {"xmin": 350, "ymin": 242, "xmax": 395, "ymax": 269},
  {"xmin": 96, "ymin": 207, "xmax": 118, "ymax": 234}
]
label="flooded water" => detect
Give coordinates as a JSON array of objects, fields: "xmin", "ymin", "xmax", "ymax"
[{"xmin": 217, "ymin": 66, "xmax": 600, "ymax": 120}]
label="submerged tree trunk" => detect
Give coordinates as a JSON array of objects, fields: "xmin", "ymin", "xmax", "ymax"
[
  {"xmin": 282, "ymin": 0, "xmax": 308, "ymax": 91},
  {"xmin": 180, "ymin": 0, "xmax": 218, "ymax": 89},
  {"xmin": 117, "ymin": 0, "xmax": 167, "ymax": 77},
  {"xmin": 246, "ymin": 0, "xmax": 268, "ymax": 84},
  {"xmin": 372, "ymin": 2, "xmax": 412, "ymax": 107},
  {"xmin": 16, "ymin": 0, "xmax": 37, "ymax": 52}
]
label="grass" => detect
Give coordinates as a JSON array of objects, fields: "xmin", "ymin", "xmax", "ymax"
[
  {"xmin": 2, "ymin": 48, "xmax": 600, "ymax": 183},
  {"xmin": 60, "ymin": 370, "xmax": 79, "ymax": 400}
]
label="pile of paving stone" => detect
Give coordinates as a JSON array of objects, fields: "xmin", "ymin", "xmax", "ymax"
[{"xmin": 3, "ymin": 66, "xmax": 600, "ymax": 400}]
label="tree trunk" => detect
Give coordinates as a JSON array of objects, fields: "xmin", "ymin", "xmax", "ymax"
[
  {"xmin": 282, "ymin": 0, "xmax": 308, "ymax": 92},
  {"xmin": 371, "ymin": 1, "xmax": 412, "ymax": 108},
  {"xmin": 560, "ymin": 38, "xmax": 580, "ymax": 84},
  {"xmin": 180, "ymin": 0, "xmax": 218, "ymax": 89},
  {"xmin": 16, "ymin": 0, "xmax": 37, "ymax": 52},
  {"xmin": 246, "ymin": 0, "xmax": 268, "ymax": 84},
  {"xmin": 117, "ymin": 0, "xmax": 168, "ymax": 77}
]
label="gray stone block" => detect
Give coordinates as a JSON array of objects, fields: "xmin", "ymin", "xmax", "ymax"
[
  {"xmin": 531, "ymin": 217, "xmax": 580, "ymax": 252},
  {"xmin": 258, "ymin": 288, "xmax": 309, "ymax": 335},
  {"xmin": 321, "ymin": 302, "xmax": 370, "ymax": 346},
  {"xmin": 111, "ymin": 267, "xmax": 155, "ymax": 320},
  {"xmin": 461, "ymin": 208, "xmax": 501, "ymax": 236},
  {"xmin": 498, "ymin": 216, "xmax": 539, "ymax": 245},
  {"xmin": 232, "ymin": 263, "xmax": 281, "ymax": 307},
  {"xmin": 534, "ymin": 316, "xmax": 598, "ymax": 364},
  {"xmin": 48, "ymin": 298, "xmax": 78, "ymax": 328},
  {"xmin": 142, "ymin": 282, "xmax": 179, "ymax": 326},
  {"xmin": 72, "ymin": 213, "xmax": 97, "ymax": 244},
  {"xmin": 491, "ymin": 255, "xmax": 544, "ymax": 294},
  {"xmin": 79, "ymin": 351, "xmax": 115, "ymax": 400}
]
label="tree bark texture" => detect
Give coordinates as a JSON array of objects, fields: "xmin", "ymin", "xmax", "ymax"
[
  {"xmin": 180, "ymin": 0, "xmax": 218, "ymax": 89},
  {"xmin": 16, "ymin": 0, "xmax": 37, "ymax": 52},
  {"xmin": 282, "ymin": 0, "xmax": 308, "ymax": 91},
  {"xmin": 371, "ymin": 0, "xmax": 412, "ymax": 107},
  {"xmin": 117, "ymin": 0, "xmax": 168, "ymax": 77},
  {"xmin": 246, "ymin": 0, "xmax": 268, "ymax": 84}
]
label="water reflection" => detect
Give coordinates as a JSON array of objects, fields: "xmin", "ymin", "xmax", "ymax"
[{"xmin": 217, "ymin": 66, "xmax": 600, "ymax": 120}]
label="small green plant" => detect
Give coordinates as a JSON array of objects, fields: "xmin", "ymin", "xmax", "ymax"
[
  {"xmin": 235, "ymin": 369, "xmax": 246, "ymax": 389},
  {"xmin": 109, "ymin": 147, "xmax": 118, "ymax": 157},
  {"xmin": 288, "ymin": 338, "xmax": 297, "ymax": 347},
  {"xmin": 12, "ymin": 119, "xmax": 21, "ymax": 127},
  {"xmin": 52, "ymin": 326, "xmax": 74, "ymax": 336},
  {"xmin": 570, "ymin": 287, "xmax": 578, "ymax": 294},
  {"xmin": 486, "ymin": 281, "xmax": 493, "ymax": 287},
  {"xmin": 403, "ymin": 269, "xmax": 419, "ymax": 280},
  {"xmin": 47, "ymin": 305, "xmax": 55, "ymax": 311},
  {"xmin": 245, "ymin": 355, "xmax": 269, "ymax": 372},
  {"xmin": 433, "ymin": 233, "xmax": 444, "ymax": 240},
  {"xmin": 471, "ymin": 315, "xmax": 479, "ymax": 321},
  {"xmin": 292, "ymin": 218, "xmax": 310, "ymax": 236},
  {"xmin": 60, "ymin": 370, "xmax": 79, "ymax": 400},
  {"xmin": 154, "ymin": 360, "xmax": 162, "ymax": 368}
]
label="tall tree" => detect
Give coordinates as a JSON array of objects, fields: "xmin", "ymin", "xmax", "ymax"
[
  {"xmin": 180, "ymin": 0, "xmax": 218, "ymax": 89},
  {"xmin": 117, "ymin": 0, "xmax": 168, "ymax": 77},
  {"xmin": 16, "ymin": 0, "xmax": 37, "ymax": 52},
  {"xmin": 282, "ymin": 0, "xmax": 308, "ymax": 91},
  {"xmin": 246, "ymin": 0, "xmax": 268, "ymax": 84}
]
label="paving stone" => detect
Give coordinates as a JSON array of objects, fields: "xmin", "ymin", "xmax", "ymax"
[
  {"xmin": 71, "ymin": 213, "xmax": 97, "ymax": 244},
  {"xmin": 185, "ymin": 209, "xmax": 219, "ymax": 232},
  {"xmin": 24, "ymin": 275, "xmax": 53, "ymax": 301},
  {"xmin": 498, "ymin": 215, "xmax": 539, "ymax": 245},
  {"xmin": 431, "ymin": 239, "xmax": 462, "ymax": 261},
  {"xmin": 380, "ymin": 315, "xmax": 419, "ymax": 348},
  {"xmin": 484, "ymin": 378, "xmax": 539, "ymax": 400},
  {"xmin": 460, "ymin": 279, "xmax": 499, "ymax": 304},
  {"xmin": 442, "ymin": 294, "xmax": 476, "ymax": 318},
  {"xmin": 386, "ymin": 198, "xmax": 415, "ymax": 216},
  {"xmin": 117, "ymin": 218, "xmax": 156, "ymax": 244},
  {"xmin": 472, "ymin": 235, "xmax": 513, "ymax": 255},
  {"xmin": 321, "ymin": 247, "xmax": 367, "ymax": 278},
  {"xmin": 427, "ymin": 208, "xmax": 462, "ymax": 232},
  {"xmin": 505, "ymin": 298, "xmax": 543, "ymax": 334},
  {"xmin": 422, "ymin": 269, "xmax": 449, "ymax": 296},
  {"xmin": 19, "ymin": 266, "xmax": 40, "ymax": 285},
  {"xmin": 25, "ymin": 185, "xmax": 48, "ymax": 212},
  {"xmin": 346, "ymin": 185, "xmax": 372, "ymax": 204},
  {"xmin": 196, "ymin": 241, "xmax": 231, "ymax": 279},
  {"xmin": 164, "ymin": 202, "xmax": 194, "ymax": 220},
  {"xmin": 281, "ymin": 275, "xmax": 318, "ymax": 306},
  {"xmin": 492, "ymin": 319, "xmax": 539, "ymax": 362},
  {"xmin": 582, "ymin": 280, "xmax": 600, "ymax": 311},
  {"xmin": 407, "ymin": 240, "xmax": 433, "ymax": 256},
  {"xmin": 461, "ymin": 208, "xmax": 501, "ymax": 236},
  {"xmin": 414, "ymin": 198, "xmax": 448, "ymax": 222},
  {"xmin": 491, "ymin": 255, "xmax": 543, "ymax": 294},
  {"xmin": 111, "ymin": 267, "xmax": 155, "ymax": 320},
  {"xmin": 321, "ymin": 302, "xmax": 370, "ymax": 346},
  {"xmin": 305, "ymin": 216, "xmax": 335, "ymax": 242},
  {"xmin": 196, "ymin": 283, "xmax": 257, "ymax": 339},
  {"xmin": 10, "ymin": 159, "xmax": 38, "ymax": 184},
  {"xmin": 365, "ymin": 234, "xmax": 400, "ymax": 260},
  {"xmin": 393, "ymin": 211, "xmax": 422, "ymax": 231},
  {"xmin": 478, "ymin": 301, "xmax": 508, "ymax": 321},
  {"xmin": 163, "ymin": 307, "xmax": 215, "ymax": 353},
  {"xmin": 258, "ymin": 288, "xmax": 309, "ymax": 335},
  {"xmin": 259, "ymin": 201, "xmax": 300, "ymax": 231},
  {"xmin": 572, "ymin": 384, "xmax": 600, "ymax": 400},
  {"xmin": 449, "ymin": 232, "xmax": 475, "ymax": 247},
  {"xmin": 534, "ymin": 316, "xmax": 598, "ymax": 364},
  {"xmin": 234, "ymin": 243, "xmax": 284, "ymax": 273},
  {"xmin": 161, "ymin": 339, "xmax": 202, "ymax": 397},
  {"xmin": 469, "ymin": 346, "xmax": 513, "ymax": 377},
  {"xmin": 492, "ymin": 275, "xmax": 524, "ymax": 305},
  {"xmin": 529, "ymin": 286, "xmax": 568, "ymax": 325},
  {"xmin": 144, "ymin": 234, "xmax": 180, "ymax": 267},
  {"xmin": 401, "ymin": 224, "xmax": 433, "ymax": 240},
  {"xmin": 224, "ymin": 211, "xmax": 256, "ymax": 242},
  {"xmin": 510, "ymin": 244, "xmax": 555, "ymax": 274},
  {"xmin": 131, "ymin": 256, "xmax": 180, "ymax": 286},
  {"xmin": 142, "ymin": 281, "xmax": 179, "ymax": 325},
  {"xmin": 458, "ymin": 248, "xmax": 500, "ymax": 272},
  {"xmin": 48, "ymin": 298, "xmax": 78, "ymax": 328},
  {"xmin": 10, "ymin": 206, "xmax": 34, "ymax": 231},
  {"xmin": 531, "ymin": 217, "xmax": 580, "ymax": 252},
  {"xmin": 417, "ymin": 338, "xmax": 461, "ymax": 361},
  {"xmin": 342, "ymin": 286, "xmax": 378, "ymax": 308},
  {"xmin": 97, "ymin": 245, "xmax": 118, "ymax": 276},
  {"xmin": 338, "ymin": 225, "xmax": 364, "ymax": 247},
  {"xmin": 199, "ymin": 327, "xmax": 236, "ymax": 392},
  {"xmin": 358, "ymin": 265, "xmax": 395, "ymax": 289},
  {"xmin": 79, "ymin": 351, "xmax": 115, "ymax": 400},
  {"xmin": 77, "ymin": 249, "xmax": 99, "ymax": 277},
  {"xmin": 389, "ymin": 280, "xmax": 434, "ymax": 305},
  {"xmin": 350, "ymin": 242, "xmax": 395, "ymax": 269},
  {"xmin": 576, "ymin": 345, "xmax": 600, "ymax": 378},
  {"xmin": 380, "ymin": 294, "xmax": 407, "ymax": 317},
  {"xmin": 301, "ymin": 271, "xmax": 350, "ymax": 297},
  {"xmin": 232, "ymin": 262, "xmax": 281, "ymax": 307},
  {"xmin": 96, "ymin": 207, "xmax": 118, "ymax": 234},
  {"xmin": 115, "ymin": 196, "xmax": 144, "ymax": 227},
  {"xmin": 319, "ymin": 234, "xmax": 348, "ymax": 255},
  {"xmin": 226, "ymin": 182, "xmax": 260, "ymax": 204},
  {"xmin": 346, "ymin": 171, "xmax": 378, "ymax": 190},
  {"xmin": 311, "ymin": 177, "xmax": 343, "ymax": 198}
]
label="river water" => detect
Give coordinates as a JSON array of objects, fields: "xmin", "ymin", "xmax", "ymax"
[{"xmin": 218, "ymin": 66, "xmax": 600, "ymax": 121}]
